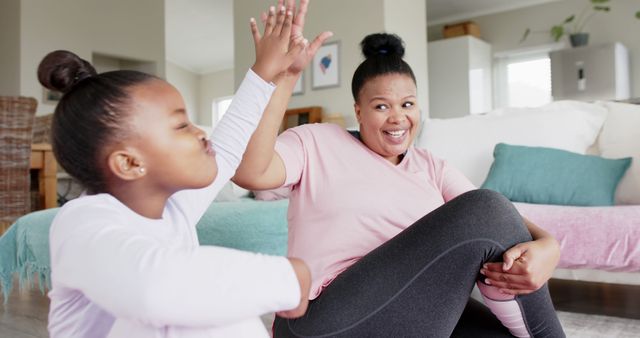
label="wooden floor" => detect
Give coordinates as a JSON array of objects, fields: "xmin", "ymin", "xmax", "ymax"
[
  {"xmin": 1, "ymin": 278, "xmax": 638, "ymax": 337},
  {"xmin": 549, "ymin": 278, "xmax": 640, "ymax": 319},
  {"xmin": 0, "ymin": 279, "xmax": 49, "ymax": 338}
]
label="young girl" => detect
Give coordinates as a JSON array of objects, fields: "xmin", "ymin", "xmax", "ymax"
[{"xmin": 40, "ymin": 3, "xmax": 324, "ymax": 337}]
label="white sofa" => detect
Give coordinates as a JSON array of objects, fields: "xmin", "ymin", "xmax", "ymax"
[{"xmin": 417, "ymin": 100, "xmax": 640, "ymax": 285}]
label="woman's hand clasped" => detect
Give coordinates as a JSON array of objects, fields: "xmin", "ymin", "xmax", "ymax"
[{"xmin": 480, "ymin": 237, "xmax": 560, "ymax": 295}]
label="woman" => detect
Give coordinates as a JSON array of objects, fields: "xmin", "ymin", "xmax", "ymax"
[{"xmin": 234, "ymin": 33, "xmax": 565, "ymax": 337}]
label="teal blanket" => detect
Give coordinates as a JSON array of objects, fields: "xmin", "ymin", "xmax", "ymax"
[{"xmin": 0, "ymin": 198, "xmax": 289, "ymax": 301}]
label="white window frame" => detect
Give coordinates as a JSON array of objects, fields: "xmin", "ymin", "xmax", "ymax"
[{"xmin": 493, "ymin": 43, "xmax": 565, "ymax": 109}]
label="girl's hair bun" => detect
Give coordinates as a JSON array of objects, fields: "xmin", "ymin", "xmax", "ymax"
[
  {"xmin": 361, "ymin": 33, "xmax": 405, "ymax": 59},
  {"xmin": 37, "ymin": 50, "xmax": 97, "ymax": 94}
]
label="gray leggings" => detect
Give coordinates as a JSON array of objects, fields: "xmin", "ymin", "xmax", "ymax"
[{"xmin": 274, "ymin": 189, "xmax": 565, "ymax": 337}]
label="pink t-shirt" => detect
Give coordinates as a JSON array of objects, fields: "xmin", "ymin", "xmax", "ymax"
[{"xmin": 275, "ymin": 123, "xmax": 475, "ymax": 299}]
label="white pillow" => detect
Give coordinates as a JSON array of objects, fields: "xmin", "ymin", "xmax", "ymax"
[
  {"xmin": 417, "ymin": 100, "xmax": 608, "ymax": 186},
  {"xmin": 596, "ymin": 101, "xmax": 640, "ymax": 204}
]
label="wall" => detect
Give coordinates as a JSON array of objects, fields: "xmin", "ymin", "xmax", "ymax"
[
  {"xmin": 383, "ymin": 0, "xmax": 429, "ymax": 119},
  {"xmin": 20, "ymin": 0, "xmax": 166, "ymax": 115},
  {"xmin": 428, "ymin": 0, "xmax": 640, "ymax": 99},
  {"xmin": 234, "ymin": 0, "xmax": 428, "ymax": 129},
  {"xmin": 166, "ymin": 61, "xmax": 200, "ymax": 122},
  {"xmin": 199, "ymin": 69, "xmax": 235, "ymax": 127},
  {"xmin": 0, "ymin": 0, "xmax": 21, "ymax": 96}
]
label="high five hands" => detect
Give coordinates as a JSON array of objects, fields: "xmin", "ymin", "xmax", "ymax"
[{"xmin": 253, "ymin": 0, "xmax": 333, "ymax": 78}]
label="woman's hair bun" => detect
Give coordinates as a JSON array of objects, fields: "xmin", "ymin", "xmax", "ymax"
[
  {"xmin": 37, "ymin": 50, "xmax": 97, "ymax": 94},
  {"xmin": 361, "ymin": 33, "xmax": 405, "ymax": 59}
]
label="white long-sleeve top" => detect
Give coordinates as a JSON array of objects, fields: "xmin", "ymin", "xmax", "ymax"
[{"xmin": 47, "ymin": 70, "xmax": 300, "ymax": 338}]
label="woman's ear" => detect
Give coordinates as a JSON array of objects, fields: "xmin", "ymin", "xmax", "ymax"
[
  {"xmin": 107, "ymin": 150, "xmax": 146, "ymax": 181},
  {"xmin": 354, "ymin": 103, "xmax": 362, "ymax": 124}
]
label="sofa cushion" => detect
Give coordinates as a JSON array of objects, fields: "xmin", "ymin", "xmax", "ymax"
[
  {"xmin": 417, "ymin": 100, "xmax": 608, "ymax": 186},
  {"xmin": 596, "ymin": 101, "xmax": 640, "ymax": 204},
  {"xmin": 482, "ymin": 143, "xmax": 631, "ymax": 206}
]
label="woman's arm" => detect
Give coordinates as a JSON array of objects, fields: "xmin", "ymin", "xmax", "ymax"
[
  {"xmin": 480, "ymin": 217, "xmax": 561, "ymax": 295},
  {"xmin": 233, "ymin": 0, "xmax": 332, "ymax": 190}
]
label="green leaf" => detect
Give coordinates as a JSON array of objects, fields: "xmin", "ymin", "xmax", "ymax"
[
  {"xmin": 593, "ymin": 6, "xmax": 610, "ymax": 12},
  {"xmin": 520, "ymin": 28, "xmax": 531, "ymax": 43},
  {"xmin": 551, "ymin": 26, "xmax": 565, "ymax": 41},
  {"xmin": 564, "ymin": 15, "xmax": 575, "ymax": 24},
  {"xmin": 590, "ymin": 0, "xmax": 609, "ymax": 3},
  {"xmin": 636, "ymin": 11, "xmax": 640, "ymax": 19}
]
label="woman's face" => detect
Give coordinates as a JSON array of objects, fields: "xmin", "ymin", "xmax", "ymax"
[
  {"xmin": 354, "ymin": 73, "xmax": 420, "ymax": 164},
  {"xmin": 125, "ymin": 80, "xmax": 217, "ymax": 192}
]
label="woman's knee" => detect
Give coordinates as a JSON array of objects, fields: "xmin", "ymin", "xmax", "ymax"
[{"xmin": 449, "ymin": 189, "xmax": 531, "ymax": 243}]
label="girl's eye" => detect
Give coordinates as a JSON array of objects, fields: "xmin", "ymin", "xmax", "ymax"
[
  {"xmin": 176, "ymin": 123, "xmax": 189, "ymax": 130},
  {"xmin": 402, "ymin": 101, "xmax": 414, "ymax": 108}
]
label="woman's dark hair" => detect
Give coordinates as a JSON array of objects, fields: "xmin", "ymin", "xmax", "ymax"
[
  {"xmin": 351, "ymin": 33, "xmax": 416, "ymax": 101},
  {"xmin": 37, "ymin": 50, "xmax": 157, "ymax": 194}
]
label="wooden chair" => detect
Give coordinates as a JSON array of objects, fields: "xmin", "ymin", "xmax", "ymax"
[
  {"xmin": 281, "ymin": 106, "xmax": 323, "ymax": 133},
  {"xmin": 0, "ymin": 96, "xmax": 38, "ymax": 234}
]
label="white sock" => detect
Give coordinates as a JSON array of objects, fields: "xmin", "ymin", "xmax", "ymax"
[{"xmin": 477, "ymin": 281, "xmax": 531, "ymax": 338}]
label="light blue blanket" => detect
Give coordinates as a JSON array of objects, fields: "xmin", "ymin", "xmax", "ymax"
[{"xmin": 0, "ymin": 198, "xmax": 289, "ymax": 301}]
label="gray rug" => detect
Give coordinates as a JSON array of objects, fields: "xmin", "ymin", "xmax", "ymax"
[
  {"xmin": 557, "ymin": 311, "xmax": 640, "ymax": 338},
  {"xmin": 262, "ymin": 312, "xmax": 640, "ymax": 337}
]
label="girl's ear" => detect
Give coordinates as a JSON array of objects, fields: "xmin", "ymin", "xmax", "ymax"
[{"xmin": 107, "ymin": 150, "xmax": 146, "ymax": 181}]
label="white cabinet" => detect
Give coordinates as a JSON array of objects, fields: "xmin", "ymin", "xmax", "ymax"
[
  {"xmin": 427, "ymin": 36, "xmax": 492, "ymax": 119},
  {"xmin": 550, "ymin": 42, "xmax": 630, "ymax": 101}
]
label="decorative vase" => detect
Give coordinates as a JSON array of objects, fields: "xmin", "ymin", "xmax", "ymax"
[{"xmin": 569, "ymin": 33, "xmax": 589, "ymax": 47}]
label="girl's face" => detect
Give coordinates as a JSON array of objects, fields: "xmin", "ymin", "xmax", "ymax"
[
  {"xmin": 126, "ymin": 80, "xmax": 217, "ymax": 192},
  {"xmin": 354, "ymin": 73, "xmax": 420, "ymax": 165}
]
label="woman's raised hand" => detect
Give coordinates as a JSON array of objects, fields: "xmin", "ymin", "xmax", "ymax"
[
  {"xmin": 260, "ymin": 0, "xmax": 333, "ymax": 76},
  {"xmin": 250, "ymin": 4, "xmax": 306, "ymax": 82}
]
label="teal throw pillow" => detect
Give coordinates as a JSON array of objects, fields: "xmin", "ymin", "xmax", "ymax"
[{"xmin": 481, "ymin": 143, "xmax": 631, "ymax": 206}]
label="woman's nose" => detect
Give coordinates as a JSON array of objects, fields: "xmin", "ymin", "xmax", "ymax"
[{"xmin": 387, "ymin": 108, "xmax": 406, "ymax": 123}]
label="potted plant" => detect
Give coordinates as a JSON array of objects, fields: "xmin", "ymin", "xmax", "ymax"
[{"xmin": 521, "ymin": 0, "xmax": 640, "ymax": 47}]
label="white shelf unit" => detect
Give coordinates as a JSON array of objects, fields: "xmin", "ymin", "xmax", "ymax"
[{"xmin": 427, "ymin": 35, "xmax": 492, "ymax": 119}]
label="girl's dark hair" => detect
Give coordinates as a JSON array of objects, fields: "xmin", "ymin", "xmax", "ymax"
[
  {"xmin": 351, "ymin": 33, "xmax": 416, "ymax": 101},
  {"xmin": 37, "ymin": 50, "xmax": 157, "ymax": 194}
]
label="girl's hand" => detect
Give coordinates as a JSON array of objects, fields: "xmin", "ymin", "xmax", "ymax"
[
  {"xmin": 261, "ymin": 0, "xmax": 333, "ymax": 76},
  {"xmin": 278, "ymin": 257, "xmax": 311, "ymax": 318},
  {"xmin": 250, "ymin": 5, "xmax": 306, "ymax": 82},
  {"xmin": 480, "ymin": 237, "xmax": 560, "ymax": 295}
]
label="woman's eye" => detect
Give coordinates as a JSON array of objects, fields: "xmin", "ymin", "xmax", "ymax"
[
  {"xmin": 375, "ymin": 104, "xmax": 388, "ymax": 110},
  {"xmin": 402, "ymin": 102, "xmax": 414, "ymax": 108},
  {"xmin": 176, "ymin": 123, "xmax": 189, "ymax": 129}
]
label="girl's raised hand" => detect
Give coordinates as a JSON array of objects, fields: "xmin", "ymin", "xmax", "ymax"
[{"xmin": 250, "ymin": 5, "xmax": 306, "ymax": 83}]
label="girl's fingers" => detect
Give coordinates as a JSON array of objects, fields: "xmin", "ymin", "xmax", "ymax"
[
  {"xmin": 274, "ymin": 5, "xmax": 287, "ymax": 36},
  {"xmin": 249, "ymin": 18, "xmax": 261, "ymax": 45},
  {"xmin": 263, "ymin": 6, "xmax": 276, "ymax": 36},
  {"xmin": 280, "ymin": 9, "xmax": 293, "ymax": 38}
]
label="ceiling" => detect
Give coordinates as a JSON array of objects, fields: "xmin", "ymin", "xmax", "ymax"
[{"xmin": 165, "ymin": 0, "xmax": 562, "ymax": 75}]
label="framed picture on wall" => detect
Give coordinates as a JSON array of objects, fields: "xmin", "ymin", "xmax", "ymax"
[
  {"xmin": 312, "ymin": 41, "xmax": 340, "ymax": 89},
  {"xmin": 293, "ymin": 72, "xmax": 304, "ymax": 95},
  {"xmin": 42, "ymin": 88, "xmax": 62, "ymax": 104}
]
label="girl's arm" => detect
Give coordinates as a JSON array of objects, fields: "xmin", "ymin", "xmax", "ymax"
[{"xmin": 51, "ymin": 206, "xmax": 304, "ymax": 327}]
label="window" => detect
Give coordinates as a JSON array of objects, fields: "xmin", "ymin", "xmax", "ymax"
[
  {"xmin": 212, "ymin": 96, "xmax": 233, "ymax": 126},
  {"xmin": 494, "ymin": 44, "xmax": 563, "ymax": 109}
]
